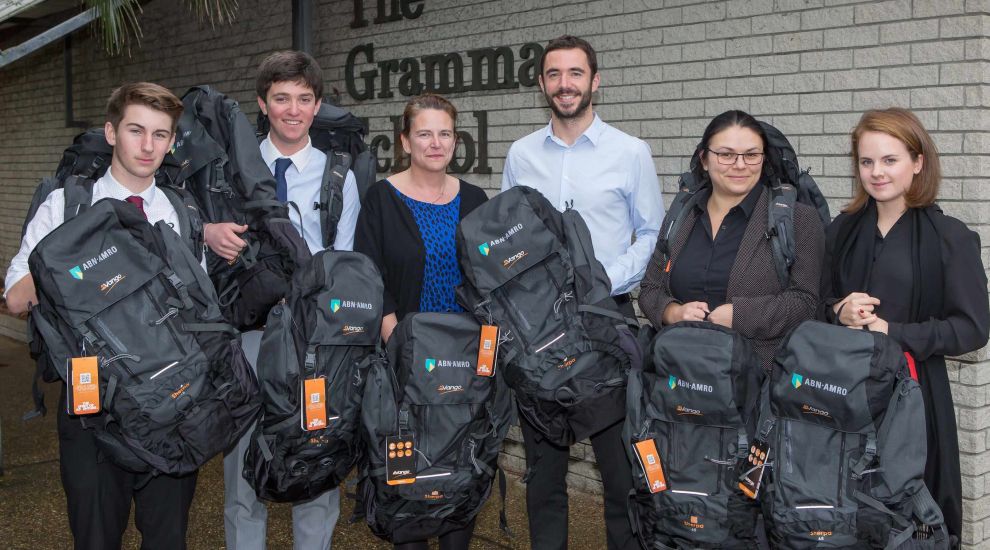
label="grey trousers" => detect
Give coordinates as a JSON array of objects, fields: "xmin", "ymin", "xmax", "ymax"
[{"xmin": 223, "ymin": 330, "xmax": 340, "ymax": 550}]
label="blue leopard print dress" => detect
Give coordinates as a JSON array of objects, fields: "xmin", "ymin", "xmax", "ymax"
[{"xmin": 391, "ymin": 181, "xmax": 464, "ymax": 313}]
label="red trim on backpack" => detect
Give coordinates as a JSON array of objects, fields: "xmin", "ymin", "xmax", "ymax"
[{"xmin": 904, "ymin": 351, "xmax": 918, "ymax": 382}]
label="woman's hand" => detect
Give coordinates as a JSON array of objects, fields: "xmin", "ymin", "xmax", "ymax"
[
  {"xmin": 835, "ymin": 292, "xmax": 880, "ymax": 327},
  {"xmin": 867, "ymin": 317, "xmax": 889, "ymax": 334},
  {"xmin": 709, "ymin": 304, "xmax": 733, "ymax": 328},
  {"xmin": 662, "ymin": 301, "xmax": 710, "ymax": 324},
  {"xmin": 381, "ymin": 313, "xmax": 398, "ymax": 343}
]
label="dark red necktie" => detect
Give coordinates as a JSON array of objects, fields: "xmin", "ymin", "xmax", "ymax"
[{"xmin": 125, "ymin": 196, "xmax": 147, "ymax": 220}]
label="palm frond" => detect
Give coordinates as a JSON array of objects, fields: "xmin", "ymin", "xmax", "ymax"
[
  {"xmin": 184, "ymin": 0, "xmax": 240, "ymax": 27},
  {"xmin": 86, "ymin": 0, "xmax": 240, "ymax": 56}
]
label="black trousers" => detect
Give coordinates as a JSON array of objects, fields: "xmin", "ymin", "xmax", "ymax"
[
  {"xmin": 393, "ymin": 519, "xmax": 476, "ymax": 550},
  {"xmin": 57, "ymin": 391, "xmax": 198, "ymax": 550},
  {"xmin": 520, "ymin": 414, "xmax": 636, "ymax": 550},
  {"xmin": 917, "ymin": 358, "xmax": 962, "ymax": 547}
]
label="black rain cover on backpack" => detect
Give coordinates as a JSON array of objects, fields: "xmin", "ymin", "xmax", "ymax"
[
  {"xmin": 624, "ymin": 322, "xmax": 764, "ymax": 549},
  {"xmin": 169, "ymin": 85, "xmax": 312, "ymax": 330},
  {"xmin": 244, "ymin": 250, "xmax": 383, "ymax": 502},
  {"xmin": 359, "ymin": 313, "xmax": 512, "ymax": 543},
  {"xmin": 657, "ymin": 121, "xmax": 830, "ymax": 287},
  {"xmin": 759, "ymin": 321, "xmax": 949, "ymax": 549},
  {"xmin": 456, "ymin": 185, "xmax": 639, "ymax": 446},
  {"xmin": 27, "ymin": 199, "xmax": 261, "ymax": 476}
]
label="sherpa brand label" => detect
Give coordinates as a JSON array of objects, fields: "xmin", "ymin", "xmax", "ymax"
[
  {"xmin": 667, "ymin": 375, "xmax": 714, "ymax": 393},
  {"xmin": 479, "ymin": 224, "xmax": 524, "ymax": 255},
  {"xmin": 791, "ymin": 372, "xmax": 848, "ymax": 396},
  {"xmin": 330, "ymin": 298, "xmax": 374, "ymax": 313}
]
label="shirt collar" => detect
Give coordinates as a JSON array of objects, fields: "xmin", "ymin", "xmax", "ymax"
[
  {"xmin": 260, "ymin": 136, "xmax": 314, "ymax": 172},
  {"xmin": 694, "ymin": 180, "xmax": 764, "ymax": 219},
  {"xmin": 543, "ymin": 113, "xmax": 606, "ymax": 147},
  {"xmin": 102, "ymin": 167, "xmax": 158, "ymax": 203}
]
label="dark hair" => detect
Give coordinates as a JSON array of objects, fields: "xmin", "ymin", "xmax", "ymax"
[
  {"xmin": 106, "ymin": 82, "xmax": 183, "ymax": 132},
  {"xmin": 691, "ymin": 110, "xmax": 768, "ymax": 183},
  {"xmin": 540, "ymin": 35, "xmax": 598, "ymax": 76},
  {"xmin": 845, "ymin": 108, "xmax": 940, "ymax": 212},
  {"xmin": 400, "ymin": 93, "xmax": 458, "ymax": 136},
  {"xmin": 256, "ymin": 50, "xmax": 324, "ymax": 101}
]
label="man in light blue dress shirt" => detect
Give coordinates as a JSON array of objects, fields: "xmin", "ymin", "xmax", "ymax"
[
  {"xmin": 205, "ymin": 51, "xmax": 359, "ymax": 550},
  {"xmin": 501, "ymin": 35, "xmax": 664, "ymax": 550}
]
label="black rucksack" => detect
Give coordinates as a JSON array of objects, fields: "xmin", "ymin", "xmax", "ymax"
[
  {"xmin": 27, "ymin": 198, "xmax": 261, "ymax": 476},
  {"xmin": 169, "ymin": 85, "xmax": 312, "ymax": 331},
  {"xmin": 759, "ymin": 321, "xmax": 949, "ymax": 549},
  {"xmin": 624, "ymin": 322, "xmax": 765, "ymax": 549},
  {"xmin": 657, "ymin": 121, "xmax": 831, "ymax": 286},
  {"xmin": 359, "ymin": 312, "xmax": 512, "ymax": 543},
  {"xmin": 243, "ymin": 250, "xmax": 384, "ymax": 502},
  {"xmin": 21, "ymin": 129, "xmax": 204, "ymax": 418},
  {"xmin": 257, "ymin": 101, "xmax": 377, "ymax": 248},
  {"xmin": 456, "ymin": 185, "xmax": 640, "ymax": 446}
]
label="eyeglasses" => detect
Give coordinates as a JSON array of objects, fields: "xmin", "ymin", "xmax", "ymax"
[{"xmin": 707, "ymin": 149, "xmax": 765, "ymax": 165}]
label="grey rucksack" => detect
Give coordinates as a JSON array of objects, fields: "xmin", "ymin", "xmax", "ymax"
[
  {"xmin": 244, "ymin": 250, "xmax": 383, "ymax": 502},
  {"xmin": 624, "ymin": 322, "xmax": 765, "ymax": 549},
  {"xmin": 358, "ymin": 312, "xmax": 513, "ymax": 543},
  {"xmin": 28, "ymin": 198, "xmax": 261, "ymax": 476},
  {"xmin": 760, "ymin": 321, "xmax": 949, "ymax": 549}
]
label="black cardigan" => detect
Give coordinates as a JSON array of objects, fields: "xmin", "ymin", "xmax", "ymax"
[{"xmin": 354, "ymin": 178, "xmax": 489, "ymax": 320}]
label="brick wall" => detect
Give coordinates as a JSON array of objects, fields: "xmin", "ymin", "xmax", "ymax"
[{"xmin": 1, "ymin": 0, "xmax": 988, "ymax": 545}]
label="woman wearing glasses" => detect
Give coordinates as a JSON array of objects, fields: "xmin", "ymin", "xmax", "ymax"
[{"xmin": 639, "ymin": 109, "xmax": 825, "ymax": 373}]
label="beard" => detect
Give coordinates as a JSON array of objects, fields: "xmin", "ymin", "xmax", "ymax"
[{"xmin": 543, "ymin": 85, "xmax": 593, "ymax": 119}]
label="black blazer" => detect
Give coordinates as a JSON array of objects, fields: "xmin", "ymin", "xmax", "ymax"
[
  {"xmin": 354, "ymin": 178, "xmax": 489, "ymax": 320},
  {"xmin": 639, "ymin": 185, "xmax": 826, "ymax": 371}
]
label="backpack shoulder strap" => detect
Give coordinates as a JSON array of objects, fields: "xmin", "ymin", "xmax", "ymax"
[
  {"xmin": 767, "ymin": 182, "xmax": 797, "ymax": 288},
  {"xmin": 657, "ymin": 173, "xmax": 706, "ymax": 266},
  {"xmin": 160, "ymin": 186, "xmax": 204, "ymax": 262},
  {"xmin": 62, "ymin": 176, "xmax": 95, "ymax": 221},
  {"xmin": 318, "ymin": 151, "xmax": 351, "ymax": 250}
]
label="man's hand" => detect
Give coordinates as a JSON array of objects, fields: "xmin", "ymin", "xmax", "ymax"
[
  {"xmin": 708, "ymin": 304, "xmax": 733, "ymax": 328},
  {"xmin": 5, "ymin": 277, "xmax": 38, "ymax": 315},
  {"xmin": 204, "ymin": 222, "xmax": 248, "ymax": 261}
]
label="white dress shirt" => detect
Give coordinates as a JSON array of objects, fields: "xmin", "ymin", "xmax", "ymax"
[
  {"xmin": 259, "ymin": 136, "xmax": 360, "ymax": 254},
  {"xmin": 501, "ymin": 114, "xmax": 665, "ymax": 295},
  {"xmin": 5, "ymin": 168, "xmax": 187, "ymax": 296}
]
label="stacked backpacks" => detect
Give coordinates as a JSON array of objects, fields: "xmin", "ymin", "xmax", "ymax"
[
  {"xmin": 359, "ymin": 312, "xmax": 512, "ymax": 543},
  {"xmin": 626, "ymin": 320, "xmax": 949, "ymax": 549},
  {"xmin": 244, "ymin": 250, "xmax": 383, "ymax": 502},
  {"xmin": 28, "ymin": 198, "xmax": 260, "ymax": 475},
  {"xmin": 456, "ymin": 185, "xmax": 640, "ymax": 446}
]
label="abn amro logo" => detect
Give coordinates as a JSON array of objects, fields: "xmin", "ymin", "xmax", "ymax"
[
  {"xmin": 478, "ymin": 243, "xmax": 490, "ymax": 256},
  {"xmin": 668, "ymin": 375, "xmax": 677, "ymax": 390},
  {"xmin": 425, "ymin": 358, "xmax": 436, "ymax": 372},
  {"xmin": 330, "ymin": 299, "xmax": 341, "ymax": 313},
  {"xmin": 69, "ymin": 266, "xmax": 84, "ymax": 280},
  {"xmin": 792, "ymin": 373, "xmax": 804, "ymax": 389}
]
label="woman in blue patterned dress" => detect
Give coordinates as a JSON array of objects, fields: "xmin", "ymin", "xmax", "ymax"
[{"xmin": 354, "ymin": 93, "xmax": 488, "ymax": 550}]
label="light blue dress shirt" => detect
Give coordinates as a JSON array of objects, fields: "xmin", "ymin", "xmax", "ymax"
[
  {"xmin": 260, "ymin": 137, "xmax": 360, "ymax": 253},
  {"xmin": 501, "ymin": 114, "xmax": 664, "ymax": 295}
]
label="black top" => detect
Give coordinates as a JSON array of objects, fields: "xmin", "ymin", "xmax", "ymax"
[
  {"xmin": 354, "ymin": 178, "xmax": 489, "ymax": 321},
  {"xmin": 669, "ymin": 182, "xmax": 763, "ymax": 309},
  {"xmin": 867, "ymin": 214, "xmax": 913, "ymax": 323}
]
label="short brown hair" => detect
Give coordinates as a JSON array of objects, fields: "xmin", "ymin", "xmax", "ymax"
[
  {"xmin": 540, "ymin": 35, "xmax": 598, "ymax": 76},
  {"xmin": 256, "ymin": 50, "xmax": 324, "ymax": 101},
  {"xmin": 400, "ymin": 93, "xmax": 458, "ymax": 137},
  {"xmin": 845, "ymin": 108, "xmax": 941, "ymax": 213},
  {"xmin": 106, "ymin": 82, "xmax": 183, "ymax": 132}
]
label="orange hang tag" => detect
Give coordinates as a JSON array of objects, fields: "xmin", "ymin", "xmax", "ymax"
[
  {"xmin": 477, "ymin": 325, "xmax": 499, "ymax": 377},
  {"xmin": 68, "ymin": 356, "xmax": 100, "ymax": 415},
  {"xmin": 635, "ymin": 439, "xmax": 667, "ymax": 493},
  {"xmin": 302, "ymin": 378, "xmax": 327, "ymax": 431},
  {"xmin": 634, "ymin": 439, "xmax": 668, "ymax": 493},
  {"xmin": 386, "ymin": 435, "xmax": 417, "ymax": 485},
  {"xmin": 664, "ymin": 259, "xmax": 672, "ymax": 273}
]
